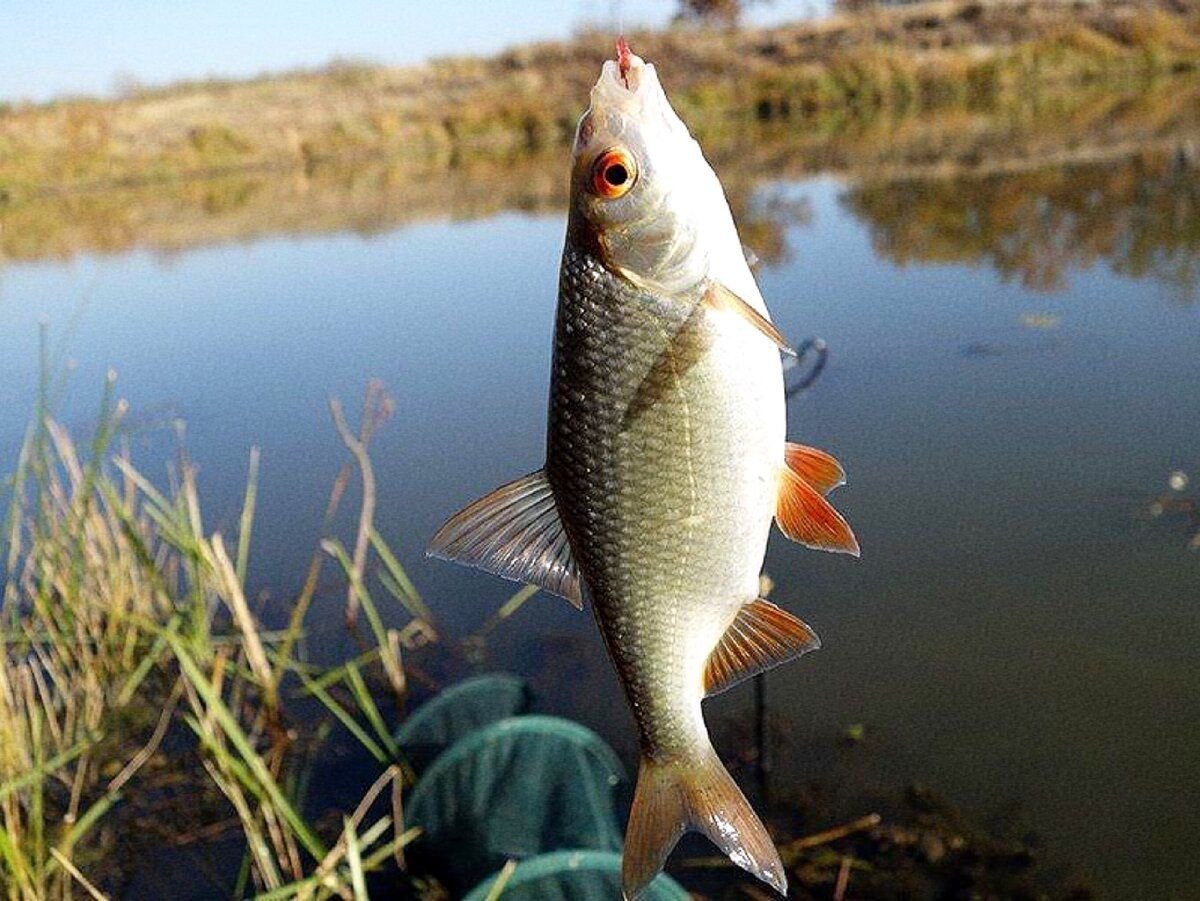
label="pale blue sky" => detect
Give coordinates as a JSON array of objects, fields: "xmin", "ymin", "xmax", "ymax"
[{"xmin": 2, "ymin": 1, "xmax": 824, "ymax": 103}]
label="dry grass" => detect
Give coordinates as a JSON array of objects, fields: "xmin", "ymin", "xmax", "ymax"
[{"xmin": 0, "ymin": 352, "xmax": 479, "ymax": 897}]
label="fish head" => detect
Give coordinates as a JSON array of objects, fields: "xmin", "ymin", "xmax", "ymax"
[{"xmin": 570, "ymin": 39, "xmax": 740, "ymax": 296}]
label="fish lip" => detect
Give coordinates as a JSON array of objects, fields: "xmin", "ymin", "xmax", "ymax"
[
  {"xmin": 595, "ymin": 44, "xmax": 647, "ymax": 104},
  {"xmin": 616, "ymin": 35, "xmax": 633, "ymax": 86},
  {"xmin": 614, "ymin": 36, "xmax": 643, "ymax": 91},
  {"xmin": 598, "ymin": 61, "xmax": 642, "ymax": 98}
]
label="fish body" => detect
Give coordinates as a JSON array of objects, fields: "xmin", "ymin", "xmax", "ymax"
[
  {"xmin": 430, "ymin": 41, "xmax": 857, "ymax": 899},
  {"xmin": 549, "ymin": 241, "xmax": 782, "ymax": 754}
]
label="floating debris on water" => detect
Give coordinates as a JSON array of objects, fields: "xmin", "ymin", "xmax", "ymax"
[
  {"xmin": 1019, "ymin": 313, "xmax": 1062, "ymax": 330},
  {"xmin": 1138, "ymin": 470, "xmax": 1200, "ymax": 549},
  {"xmin": 841, "ymin": 723, "xmax": 867, "ymax": 745}
]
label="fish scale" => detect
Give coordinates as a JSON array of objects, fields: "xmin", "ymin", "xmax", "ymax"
[{"xmin": 547, "ymin": 242, "xmax": 777, "ymax": 757}]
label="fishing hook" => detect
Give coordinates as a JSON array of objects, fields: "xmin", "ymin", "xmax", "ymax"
[{"xmin": 784, "ymin": 337, "xmax": 828, "ymax": 399}]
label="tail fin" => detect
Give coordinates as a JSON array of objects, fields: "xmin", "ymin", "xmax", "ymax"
[{"xmin": 622, "ymin": 750, "xmax": 786, "ymax": 900}]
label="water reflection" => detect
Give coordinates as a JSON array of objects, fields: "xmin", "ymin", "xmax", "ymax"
[
  {"xmin": 1139, "ymin": 470, "xmax": 1200, "ymax": 550},
  {"xmin": 5, "ymin": 81, "xmax": 1200, "ymax": 296},
  {"xmin": 845, "ymin": 151, "xmax": 1200, "ymax": 299}
]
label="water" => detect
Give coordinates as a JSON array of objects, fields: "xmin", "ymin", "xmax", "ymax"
[{"xmin": 2, "ymin": 114, "xmax": 1199, "ymax": 897}]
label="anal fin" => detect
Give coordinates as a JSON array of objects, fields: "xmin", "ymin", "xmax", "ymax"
[
  {"xmin": 704, "ymin": 597, "xmax": 820, "ymax": 696},
  {"xmin": 426, "ymin": 470, "xmax": 583, "ymax": 609}
]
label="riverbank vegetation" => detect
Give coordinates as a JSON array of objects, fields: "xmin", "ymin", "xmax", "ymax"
[
  {"xmin": 0, "ymin": 363, "xmax": 1097, "ymax": 898},
  {"xmin": 1, "ymin": 0, "xmax": 1199, "ymax": 204},
  {"xmin": 3, "ymin": 76, "xmax": 1198, "ymax": 302},
  {"xmin": 0, "ymin": 370, "xmax": 432, "ymax": 897}
]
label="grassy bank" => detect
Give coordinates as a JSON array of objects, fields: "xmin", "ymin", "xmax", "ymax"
[
  {"xmin": 1, "ymin": 0, "xmax": 1199, "ymax": 203},
  {"xmin": 0, "ymin": 369, "xmax": 443, "ymax": 897},
  {"xmin": 3, "ymin": 75, "xmax": 1199, "ymax": 268}
]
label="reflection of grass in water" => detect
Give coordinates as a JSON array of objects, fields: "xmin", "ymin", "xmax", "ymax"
[
  {"xmin": 1, "ymin": 0, "xmax": 1199, "ymax": 204},
  {"xmin": 0, "ymin": 153, "xmax": 570, "ymax": 263},
  {"xmin": 845, "ymin": 148, "xmax": 1200, "ymax": 299},
  {"xmin": 5, "ymin": 76, "xmax": 1200, "ymax": 277}
]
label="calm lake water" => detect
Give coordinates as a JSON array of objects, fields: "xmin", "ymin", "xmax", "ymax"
[{"xmin": 2, "ymin": 112, "xmax": 1199, "ymax": 897}]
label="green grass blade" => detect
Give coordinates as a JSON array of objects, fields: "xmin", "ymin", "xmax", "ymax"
[
  {"xmin": 368, "ymin": 528, "xmax": 434, "ymax": 624},
  {"xmin": 295, "ymin": 669, "xmax": 388, "ymax": 764},
  {"xmin": 344, "ymin": 817, "xmax": 368, "ymax": 901},
  {"xmin": 168, "ymin": 634, "xmax": 327, "ymax": 860},
  {"xmin": 236, "ymin": 447, "xmax": 260, "ymax": 588},
  {"xmin": 0, "ymin": 737, "xmax": 95, "ymax": 804},
  {"xmin": 343, "ymin": 661, "xmax": 398, "ymax": 757}
]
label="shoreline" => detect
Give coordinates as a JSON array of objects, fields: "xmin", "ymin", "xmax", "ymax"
[
  {"xmin": 2, "ymin": 77, "xmax": 1197, "ymax": 268},
  {"xmin": 1, "ymin": 0, "xmax": 1198, "ymax": 204}
]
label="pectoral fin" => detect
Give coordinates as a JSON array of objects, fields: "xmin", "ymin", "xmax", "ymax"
[
  {"xmin": 776, "ymin": 464, "xmax": 860, "ymax": 556},
  {"xmin": 426, "ymin": 470, "xmax": 583, "ymax": 609},
  {"xmin": 704, "ymin": 597, "xmax": 820, "ymax": 696},
  {"xmin": 622, "ymin": 301, "xmax": 709, "ymax": 428},
  {"xmin": 705, "ymin": 281, "xmax": 795, "ymax": 356}
]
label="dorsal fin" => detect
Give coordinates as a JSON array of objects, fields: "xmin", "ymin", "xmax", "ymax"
[
  {"xmin": 426, "ymin": 470, "xmax": 583, "ymax": 609},
  {"xmin": 776, "ymin": 465, "xmax": 860, "ymax": 556},
  {"xmin": 704, "ymin": 597, "xmax": 820, "ymax": 696},
  {"xmin": 785, "ymin": 442, "xmax": 846, "ymax": 495}
]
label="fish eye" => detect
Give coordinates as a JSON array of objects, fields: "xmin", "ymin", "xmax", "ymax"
[{"xmin": 590, "ymin": 148, "xmax": 637, "ymax": 199}]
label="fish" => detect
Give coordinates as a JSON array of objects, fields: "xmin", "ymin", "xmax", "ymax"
[{"xmin": 429, "ymin": 37, "xmax": 858, "ymax": 899}]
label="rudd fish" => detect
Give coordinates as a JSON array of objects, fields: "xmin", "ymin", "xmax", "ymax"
[{"xmin": 430, "ymin": 37, "xmax": 858, "ymax": 898}]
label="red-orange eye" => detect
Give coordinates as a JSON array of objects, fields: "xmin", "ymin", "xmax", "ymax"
[{"xmin": 590, "ymin": 148, "xmax": 637, "ymax": 199}]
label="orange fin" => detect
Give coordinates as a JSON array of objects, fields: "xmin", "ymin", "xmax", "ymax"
[
  {"xmin": 623, "ymin": 750, "xmax": 786, "ymax": 899},
  {"xmin": 426, "ymin": 470, "xmax": 583, "ymax": 609},
  {"xmin": 704, "ymin": 597, "xmax": 820, "ymax": 696},
  {"xmin": 776, "ymin": 466, "xmax": 860, "ymax": 556},
  {"xmin": 705, "ymin": 281, "xmax": 795, "ymax": 356},
  {"xmin": 785, "ymin": 442, "xmax": 846, "ymax": 495}
]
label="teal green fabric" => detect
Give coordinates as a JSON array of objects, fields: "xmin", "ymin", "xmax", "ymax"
[
  {"xmin": 464, "ymin": 850, "xmax": 689, "ymax": 901},
  {"xmin": 393, "ymin": 673, "xmax": 530, "ymax": 771},
  {"xmin": 407, "ymin": 716, "xmax": 626, "ymax": 886}
]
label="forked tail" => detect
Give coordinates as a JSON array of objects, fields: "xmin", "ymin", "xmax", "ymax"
[{"xmin": 622, "ymin": 748, "xmax": 786, "ymax": 899}]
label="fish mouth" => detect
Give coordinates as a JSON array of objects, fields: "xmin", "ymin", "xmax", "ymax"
[
  {"xmin": 575, "ymin": 35, "xmax": 691, "ymax": 191},
  {"xmin": 616, "ymin": 35, "xmax": 638, "ymax": 90},
  {"xmin": 595, "ymin": 36, "xmax": 649, "ymax": 104}
]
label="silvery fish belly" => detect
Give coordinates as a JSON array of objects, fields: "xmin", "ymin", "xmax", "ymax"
[{"xmin": 429, "ymin": 38, "xmax": 858, "ymax": 900}]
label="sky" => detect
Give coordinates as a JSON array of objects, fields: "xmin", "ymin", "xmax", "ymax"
[{"xmin": 2, "ymin": 0, "xmax": 824, "ymax": 103}]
